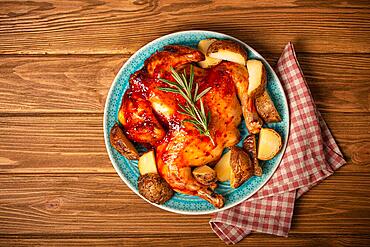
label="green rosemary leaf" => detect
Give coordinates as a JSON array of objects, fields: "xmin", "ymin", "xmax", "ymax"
[
  {"xmin": 178, "ymin": 105, "xmax": 193, "ymax": 117},
  {"xmin": 157, "ymin": 87, "xmax": 179, "ymax": 93},
  {"xmin": 196, "ymin": 87, "xmax": 212, "ymax": 102},
  {"xmin": 183, "ymin": 119, "xmax": 199, "ymax": 126},
  {"xmin": 199, "ymin": 99, "xmax": 208, "ymax": 126},
  {"xmin": 194, "ymin": 83, "xmax": 199, "ymax": 102},
  {"xmin": 181, "ymin": 73, "xmax": 187, "ymax": 87},
  {"xmin": 179, "ymin": 111, "xmax": 193, "ymax": 119},
  {"xmin": 200, "ymin": 98, "xmax": 205, "ymax": 119},
  {"xmin": 158, "ymin": 65, "xmax": 214, "ymax": 145},
  {"xmin": 170, "ymin": 67, "xmax": 186, "ymax": 90},
  {"xmin": 189, "ymin": 65, "xmax": 194, "ymax": 91},
  {"xmin": 159, "ymin": 78, "xmax": 180, "ymax": 88},
  {"xmin": 207, "ymin": 110, "xmax": 211, "ymax": 123}
]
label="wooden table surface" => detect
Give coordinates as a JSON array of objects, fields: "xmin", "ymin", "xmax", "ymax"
[{"xmin": 0, "ymin": 0, "xmax": 369, "ymax": 246}]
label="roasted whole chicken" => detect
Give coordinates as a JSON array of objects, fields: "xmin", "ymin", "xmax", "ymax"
[{"xmin": 117, "ymin": 45, "xmax": 262, "ymax": 208}]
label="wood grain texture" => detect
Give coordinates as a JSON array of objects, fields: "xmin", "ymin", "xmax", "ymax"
[
  {"xmin": 0, "ymin": 113, "xmax": 368, "ymax": 174},
  {"xmin": 0, "ymin": 0, "xmax": 369, "ymax": 245},
  {"xmin": 0, "ymin": 54, "xmax": 368, "ymax": 114},
  {"xmin": 1, "ymin": 236, "xmax": 369, "ymax": 247},
  {"xmin": 0, "ymin": 173, "xmax": 369, "ymax": 235},
  {"xmin": 0, "ymin": 0, "xmax": 369, "ymax": 55},
  {"xmin": 0, "ymin": 114, "xmax": 110, "ymax": 173},
  {"xmin": 0, "ymin": 55, "xmax": 124, "ymax": 113}
]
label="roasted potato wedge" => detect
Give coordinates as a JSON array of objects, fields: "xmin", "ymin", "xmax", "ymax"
[
  {"xmin": 247, "ymin": 59, "xmax": 267, "ymax": 97},
  {"xmin": 230, "ymin": 147, "xmax": 254, "ymax": 188},
  {"xmin": 207, "ymin": 40, "xmax": 248, "ymax": 65},
  {"xmin": 243, "ymin": 135, "xmax": 262, "ymax": 176},
  {"xmin": 138, "ymin": 151, "xmax": 158, "ymax": 175},
  {"xmin": 110, "ymin": 123, "xmax": 139, "ymax": 160},
  {"xmin": 197, "ymin": 39, "xmax": 222, "ymax": 68},
  {"xmin": 255, "ymin": 90, "xmax": 281, "ymax": 123},
  {"xmin": 138, "ymin": 173, "xmax": 174, "ymax": 204},
  {"xmin": 193, "ymin": 165, "xmax": 217, "ymax": 185},
  {"xmin": 257, "ymin": 128, "xmax": 282, "ymax": 160},
  {"xmin": 214, "ymin": 150, "xmax": 232, "ymax": 182}
]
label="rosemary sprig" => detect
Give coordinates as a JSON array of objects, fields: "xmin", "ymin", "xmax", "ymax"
[{"xmin": 158, "ymin": 65, "xmax": 215, "ymax": 146}]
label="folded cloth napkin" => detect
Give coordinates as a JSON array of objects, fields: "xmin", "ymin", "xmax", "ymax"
[{"xmin": 210, "ymin": 42, "xmax": 346, "ymax": 244}]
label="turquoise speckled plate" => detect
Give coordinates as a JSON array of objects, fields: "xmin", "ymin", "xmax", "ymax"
[{"xmin": 104, "ymin": 30, "xmax": 289, "ymax": 215}]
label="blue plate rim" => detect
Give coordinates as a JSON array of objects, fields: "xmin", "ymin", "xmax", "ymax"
[{"xmin": 103, "ymin": 30, "xmax": 290, "ymax": 215}]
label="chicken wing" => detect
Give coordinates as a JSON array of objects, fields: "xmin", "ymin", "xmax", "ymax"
[{"xmin": 219, "ymin": 62, "xmax": 263, "ymax": 134}]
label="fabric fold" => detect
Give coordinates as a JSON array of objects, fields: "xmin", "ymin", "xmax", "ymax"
[{"xmin": 210, "ymin": 42, "xmax": 346, "ymax": 244}]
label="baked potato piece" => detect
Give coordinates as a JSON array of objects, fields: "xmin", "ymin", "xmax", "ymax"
[
  {"xmin": 258, "ymin": 128, "xmax": 282, "ymax": 160},
  {"xmin": 192, "ymin": 165, "xmax": 217, "ymax": 185},
  {"xmin": 243, "ymin": 135, "xmax": 262, "ymax": 176},
  {"xmin": 247, "ymin": 59, "xmax": 267, "ymax": 97},
  {"xmin": 207, "ymin": 40, "xmax": 248, "ymax": 65},
  {"xmin": 230, "ymin": 147, "xmax": 254, "ymax": 188},
  {"xmin": 110, "ymin": 123, "xmax": 139, "ymax": 160},
  {"xmin": 138, "ymin": 173, "xmax": 174, "ymax": 204},
  {"xmin": 197, "ymin": 39, "xmax": 222, "ymax": 68},
  {"xmin": 255, "ymin": 90, "xmax": 281, "ymax": 123},
  {"xmin": 138, "ymin": 151, "xmax": 158, "ymax": 175},
  {"xmin": 214, "ymin": 150, "xmax": 232, "ymax": 182}
]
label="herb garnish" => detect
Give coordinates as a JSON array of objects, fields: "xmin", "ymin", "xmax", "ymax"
[{"xmin": 158, "ymin": 65, "xmax": 215, "ymax": 145}]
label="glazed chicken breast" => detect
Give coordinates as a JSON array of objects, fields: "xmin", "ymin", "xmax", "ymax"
[{"xmin": 118, "ymin": 45, "xmax": 259, "ymax": 208}]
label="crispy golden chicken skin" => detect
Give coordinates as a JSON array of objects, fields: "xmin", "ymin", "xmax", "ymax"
[{"xmin": 118, "ymin": 45, "xmax": 256, "ymax": 208}]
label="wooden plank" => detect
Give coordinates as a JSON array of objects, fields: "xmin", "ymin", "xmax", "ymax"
[
  {"xmin": 0, "ymin": 0, "xmax": 369, "ymax": 54},
  {"xmin": 0, "ymin": 235, "xmax": 369, "ymax": 247},
  {"xmin": 0, "ymin": 113, "xmax": 368, "ymax": 174},
  {"xmin": 293, "ymin": 174, "xmax": 370, "ymax": 233},
  {"xmin": 0, "ymin": 54, "xmax": 368, "ymax": 114},
  {"xmin": 0, "ymin": 55, "xmax": 125, "ymax": 113},
  {"xmin": 1, "ymin": 1, "xmax": 368, "ymax": 246},
  {"xmin": 0, "ymin": 114, "xmax": 111, "ymax": 173},
  {"xmin": 0, "ymin": 112, "xmax": 367, "ymax": 173},
  {"xmin": 297, "ymin": 54, "xmax": 370, "ymax": 113},
  {"xmin": 0, "ymin": 173, "xmax": 369, "ymax": 235}
]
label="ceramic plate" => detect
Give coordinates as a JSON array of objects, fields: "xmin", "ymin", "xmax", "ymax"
[{"xmin": 104, "ymin": 30, "xmax": 289, "ymax": 215}]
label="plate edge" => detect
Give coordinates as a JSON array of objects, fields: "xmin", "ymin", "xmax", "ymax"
[{"xmin": 103, "ymin": 30, "xmax": 290, "ymax": 215}]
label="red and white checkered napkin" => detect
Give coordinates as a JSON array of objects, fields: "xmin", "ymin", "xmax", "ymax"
[{"xmin": 210, "ymin": 42, "xmax": 346, "ymax": 244}]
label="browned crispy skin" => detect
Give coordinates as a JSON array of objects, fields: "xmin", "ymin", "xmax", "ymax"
[
  {"xmin": 117, "ymin": 45, "xmax": 262, "ymax": 208},
  {"xmin": 218, "ymin": 62, "xmax": 263, "ymax": 134},
  {"xmin": 145, "ymin": 45, "xmax": 205, "ymax": 77},
  {"xmin": 118, "ymin": 91, "xmax": 166, "ymax": 147}
]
